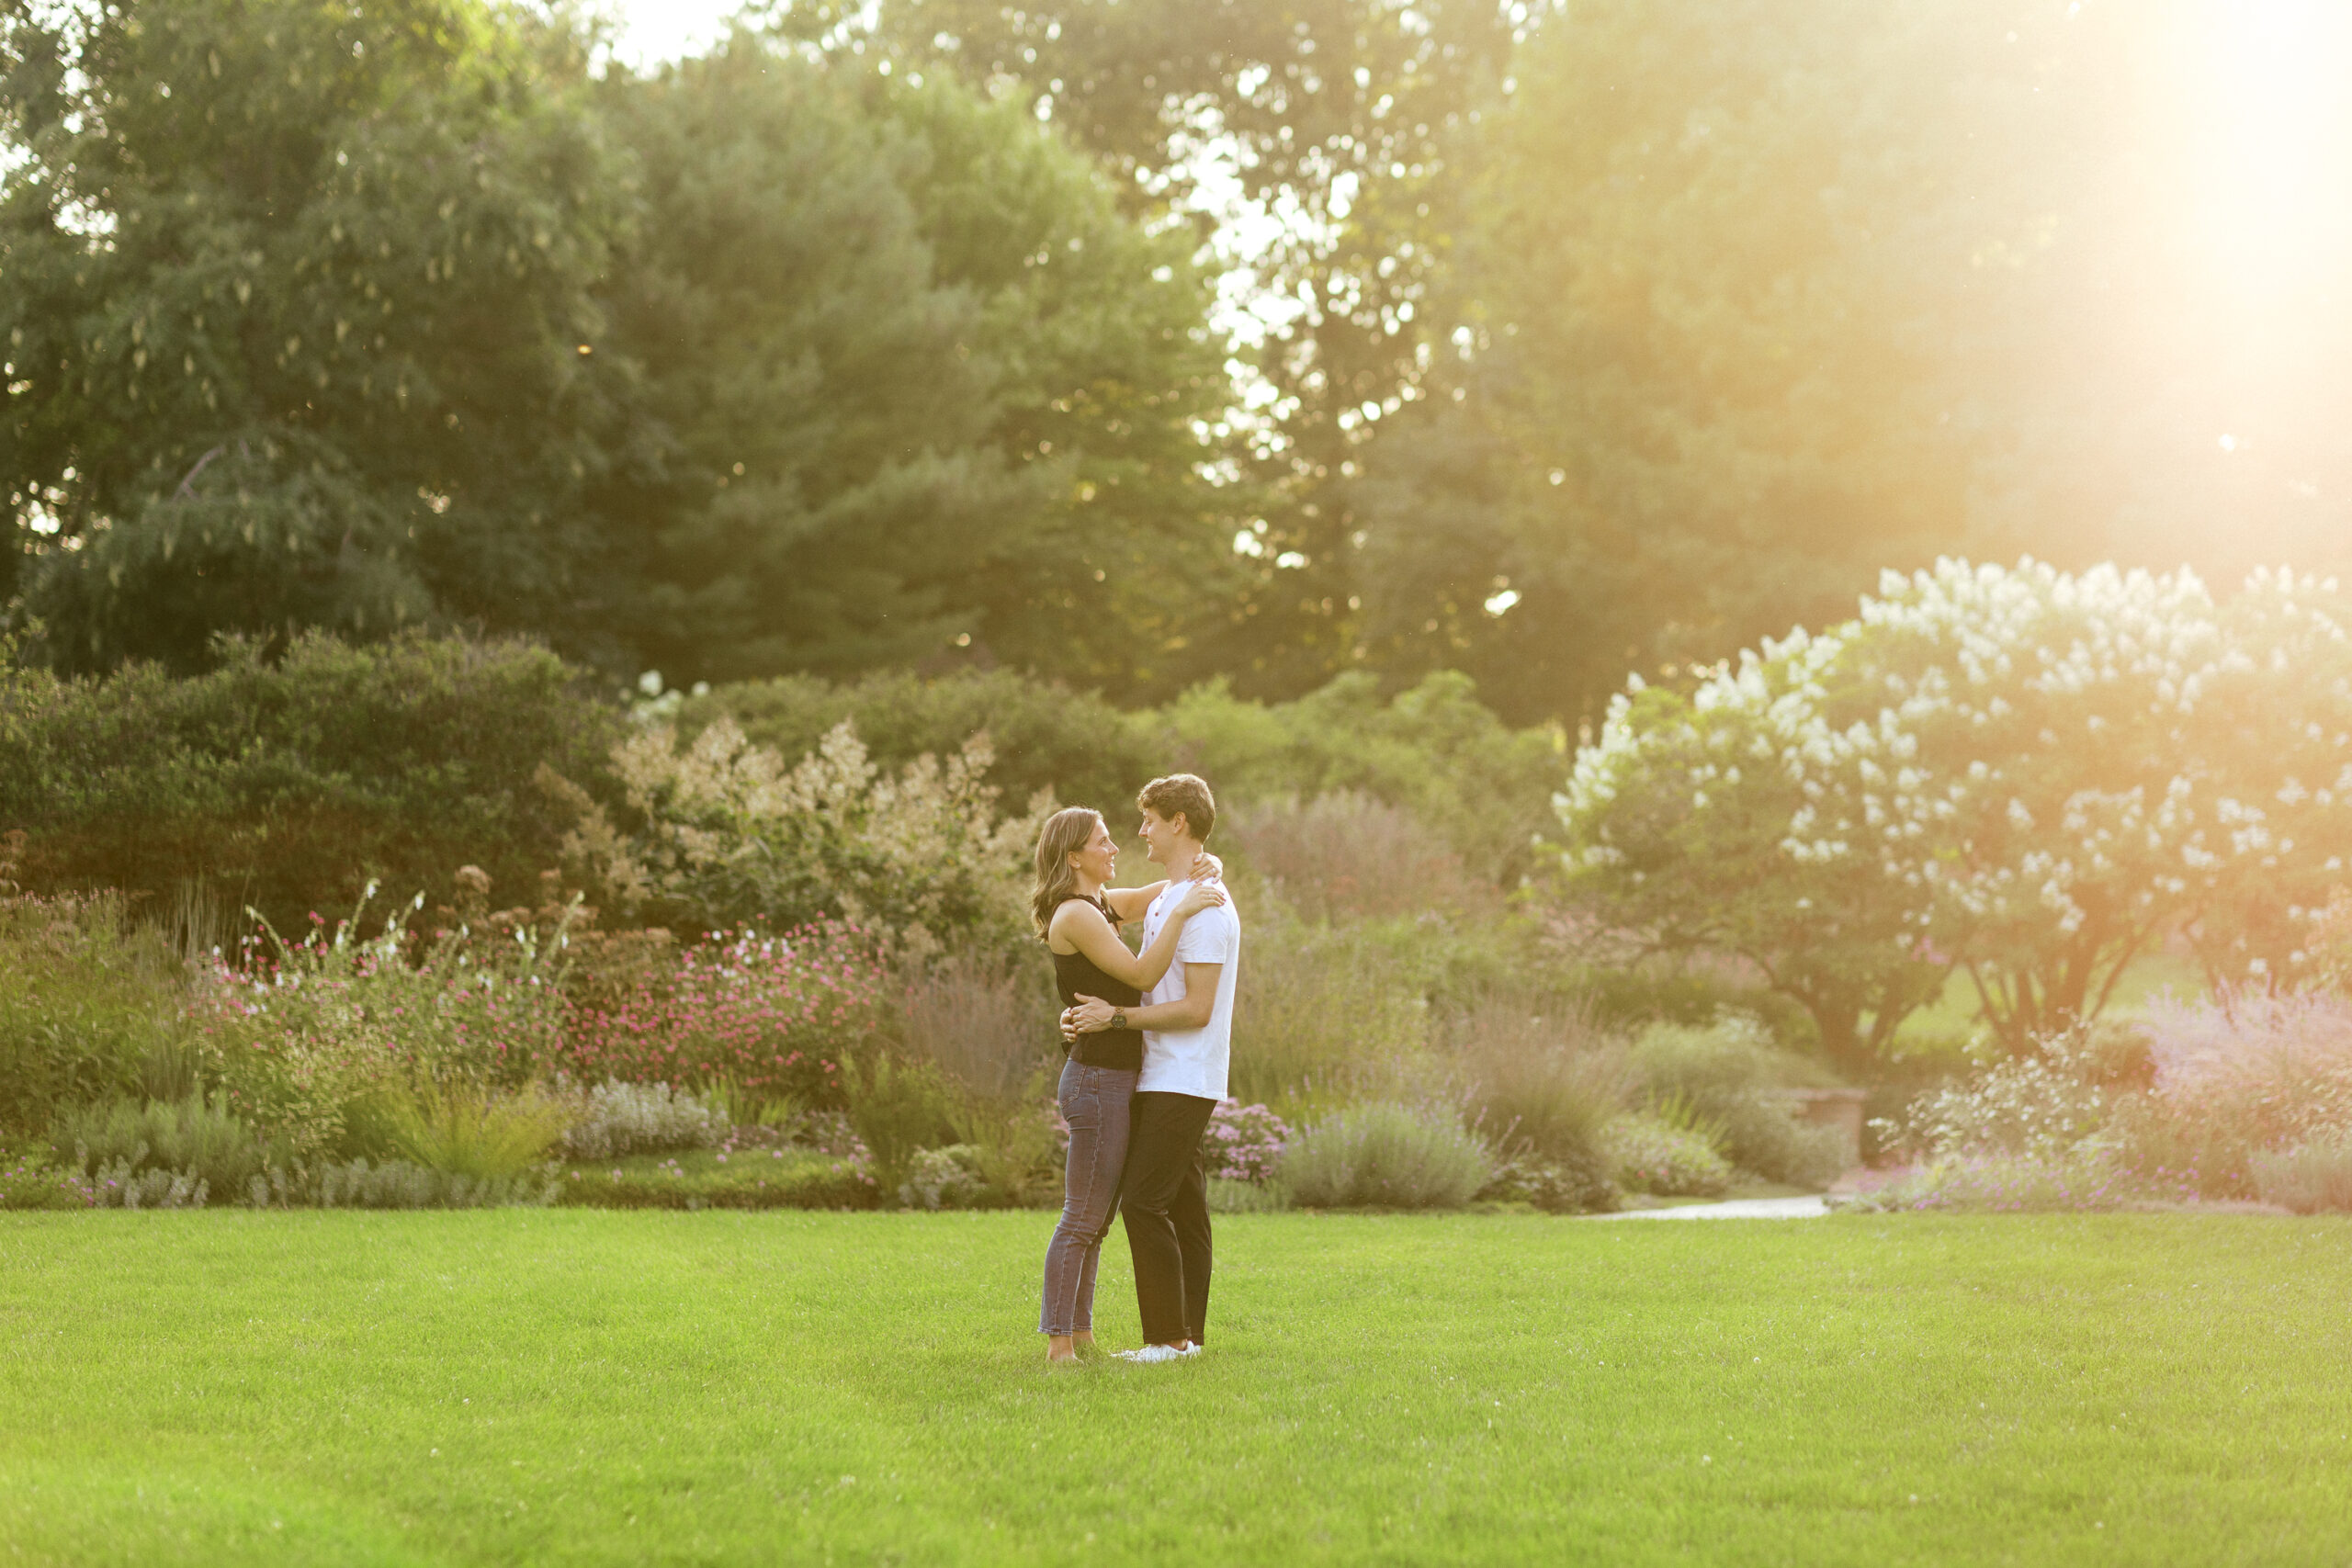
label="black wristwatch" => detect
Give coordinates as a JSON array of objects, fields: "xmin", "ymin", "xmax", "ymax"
[{"xmin": 1110, "ymin": 1010, "xmax": 1129, "ymax": 1032}]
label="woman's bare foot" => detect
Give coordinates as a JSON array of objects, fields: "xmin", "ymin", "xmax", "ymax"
[{"xmin": 1047, "ymin": 1334, "xmax": 1080, "ymax": 1364}]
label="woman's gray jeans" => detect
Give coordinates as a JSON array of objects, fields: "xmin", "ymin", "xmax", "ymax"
[{"xmin": 1039, "ymin": 1059, "xmax": 1138, "ymax": 1336}]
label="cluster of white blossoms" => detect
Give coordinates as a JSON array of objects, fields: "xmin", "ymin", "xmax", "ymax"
[{"xmin": 1561, "ymin": 559, "xmax": 2352, "ymax": 1004}]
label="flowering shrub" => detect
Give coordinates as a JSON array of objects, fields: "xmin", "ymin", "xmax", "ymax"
[
  {"xmin": 0, "ymin": 1146, "xmax": 93, "ymax": 1210},
  {"xmin": 192, "ymin": 886, "xmax": 574, "ymax": 1169},
  {"xmin": 1881, "ymin": 1031, "xmax": 2117, "ymax": 1162},
  {"xmin": 1204, "ymin": 1100, "xmax": 1291, "ymax": 1183},
  {"xmin": 1600, "ymin": 1112, "xmax": 1732, "ymax": 1197},
  {"xmin": 541, "ymin": 717, "xmax": 1049, "ymax": 952},
  {"xmin": 1556, "ymin": 560, "xmax": 2352, "ymax": 1061},
  {"xmin": 1864, "ymin": 996, "xmax": 2352, "ymax": 1208},
  {"xmin": 555, "ymin": 921, "xmax": 886, "ymax": 1108}
]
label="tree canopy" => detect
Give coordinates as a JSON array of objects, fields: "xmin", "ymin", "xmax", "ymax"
[
  {"xmin": 0, "ymin": 0, "xmax": 635, "ymax": 671},
  {"xmin": 1351, "ymin": 0, "xmax": 2352, "ymax": 725},
  {"xmin": 1, "ymin": 1, "xmax": 1248, "ymax": 699},
  {"xmin": 6, "ymin": 0, "xmax": 2349, "ymax": 728}
]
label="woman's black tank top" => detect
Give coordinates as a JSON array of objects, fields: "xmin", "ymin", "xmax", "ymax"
[{"xmin": 1050, "ymin": 894, "xmax": 1145, "ymax": 1072}]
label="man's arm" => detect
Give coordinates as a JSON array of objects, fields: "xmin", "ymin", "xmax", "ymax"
[{"xmin": 1065, "ymin": 963, "xmax": 1221, "ymax": 1038}]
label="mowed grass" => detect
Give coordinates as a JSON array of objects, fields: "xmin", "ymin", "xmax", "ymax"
[{"xmin": 3, "ymin": 1213, "xmax": 2349, "ymax": 1567}]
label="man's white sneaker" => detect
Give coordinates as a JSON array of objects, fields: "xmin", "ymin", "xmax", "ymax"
[
  {"xmin": 1176, "ymin": 1342, "xmax": 1204, "ymax": 1357},
  {"xmin": 1116, "ymin": 1344, "xmax": 1186, "ymax": 1364}
]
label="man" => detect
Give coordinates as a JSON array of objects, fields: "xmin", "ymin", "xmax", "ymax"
[{"xmin": 1062, "ymin": 773, "xmax": 1240, "ymax": 1364}]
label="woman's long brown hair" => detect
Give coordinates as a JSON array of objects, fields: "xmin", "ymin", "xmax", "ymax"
[{"xmin": 1030, "ymin": 806, "xmax": 1105, "ymax": 938}]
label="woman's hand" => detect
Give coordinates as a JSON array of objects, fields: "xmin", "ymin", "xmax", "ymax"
[
  {"xmin": 1062, "ymin": 994, "xmax": 1118, "ymax": 1041},
  {"xmin": 1173, "ymin": 878, "xmax": 1227, "ymax": 919}
]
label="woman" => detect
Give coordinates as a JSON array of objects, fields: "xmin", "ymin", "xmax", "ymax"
[{"xmin": 1032, "ymin": 805, "xmax": 1225, "ymax": 1365}]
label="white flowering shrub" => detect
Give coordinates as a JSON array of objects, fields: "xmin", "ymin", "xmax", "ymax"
[
  {"xmin": 1884, "ymin": 1032, "xmax": 2115, "ymax": 1162},
  {"xmin": 541, "ymin": 718, "xmax": 1050, "ymax": 953},
  {"xmin": 2192, "ymin": 574, "xmax": 2352, "ymax": 986},
  {"xmin": 1557, "ymin": 559, "xmax": 2352, "ymax": 1057}
]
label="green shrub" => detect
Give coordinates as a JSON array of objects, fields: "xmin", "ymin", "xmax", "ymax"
[
  {"xmin": 1147, "ymin": 671, "xmax": 1562, "ymax": 885},
  {"xmin": 379, "ymin": 1084, "xmax": 573, "ymax": 1181},
  {"xmin": 1601, "ymin": 1112, "xmax": 1734, "ymax": 1197},
  {"xmin": 1449, "ymin": 998, "xmax": 1630, "ymax": 1173},
  {"xmin": 842, "ymin": 1055, "xmax": 962, "ymax": 1194},
  {"xmin": 679, "ymin": 669, "xmax": 1156, "ymax": 822},
  {"xmin": 0, "ymin": 885, "xmax": 195, "ymax": 1135},
  {"xmin": 1632, "ymin": 1016, "xmax": 1848, "ymax": 1187},
  {"xmin": 1227, "ymin": 900, "xmax": 1434, "ymax": 1110},
  {"xmin": 899, "ymin": 1144, "xmax": 990, "ymax": 1210},
  {"xmin": 2249, "ymin": 1137, "xmax": 2352, "ymax": 1214},
  {"xmin": 944, "ymin": 1095, "xmax": 1064, "ymax": 1209},
  {"xmin": 0, "ymin": 633, "xmax": 624, "ymax": 936},
  {"xmin": 1284, "ymin": 1102, "xmax": 1491, "ymax": 1210},
  {"xmin": 51, "ymin": 1091, "xmax": 270, "ymax": 1201},
  {"xmin": 1476, "ymin": 1151, "xmax": 1619, "ymax": 1214}
]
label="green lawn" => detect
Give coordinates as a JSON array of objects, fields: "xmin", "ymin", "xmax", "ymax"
[{"xmin": 3, "ymin": 1213, "xmax": 2348, "ymax": 1566}]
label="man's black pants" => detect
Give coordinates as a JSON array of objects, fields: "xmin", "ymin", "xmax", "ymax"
[{"xmin": 1121, "ymin": 1091, "xmax": 1216, "ymax": 1347}]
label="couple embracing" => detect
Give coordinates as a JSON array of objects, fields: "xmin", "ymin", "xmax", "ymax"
[{"xmin": 1029, "ymin": 773, "xmax": 1240, "ymax": 1367}]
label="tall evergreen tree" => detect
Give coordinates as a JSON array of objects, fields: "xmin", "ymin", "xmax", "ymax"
[{"xmin": 594, "ymin": 40, "xmax": 1245, "ymax": 698}]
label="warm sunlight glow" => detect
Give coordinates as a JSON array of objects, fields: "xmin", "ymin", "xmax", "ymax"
[{"xmin": 2171, "ymin": 0, "xmax": 2352, "ymax": 303}]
